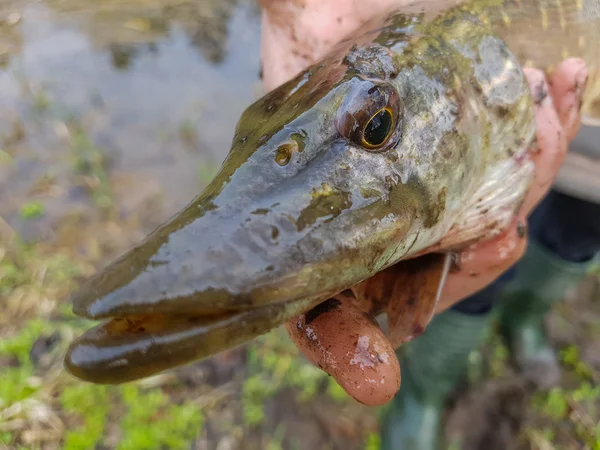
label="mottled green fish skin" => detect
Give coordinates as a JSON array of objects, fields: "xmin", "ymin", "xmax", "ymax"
[{"xmin": 65, "ymin": 0, "xmax": 600, "ymax": 384}]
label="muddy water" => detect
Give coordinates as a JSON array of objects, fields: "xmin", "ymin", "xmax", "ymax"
[{"xmin": 0, "ymin": 0, "xmax": 262, "ymax": 242}]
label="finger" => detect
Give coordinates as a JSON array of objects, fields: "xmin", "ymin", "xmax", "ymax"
[
  {"xmin": 285, "ymin": 296, "xmax": 401, "ymax": 406},
  {"xmin": 260, "ymin": 7, "xmax": 308, "ymax": 92},
  {"xmin": 520, "ymin": 67, "xmax": 569, "ymax": 216},
  {"xmin": 437, "ymin": 215, "xmax": 528, "ymax": 312},
  {"xmin": 547, "ymin": 58, "xmax": 589, "ymax": 141},
  {"xmin": 259, "ymin": 0, "xmax": 402, "ymax": 91}
]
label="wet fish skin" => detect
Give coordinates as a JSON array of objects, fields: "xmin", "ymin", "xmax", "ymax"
[{"xmin": 65, "ymin": 0, "xmax": 600, "ymax": 384}]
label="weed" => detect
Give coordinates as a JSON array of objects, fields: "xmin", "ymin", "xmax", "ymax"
[
  {"xmin": 118, "ymin": 385, "xmax": 204, "ymax": 450},
  {"xmin": 364, "ymin": 432, "xmax": 381, "ymax": 450},
  {"xmin": 241, "ymin": 327, "xmax": 352, "ymax": 433},
  {"xmin": 61, "ymin": 384, "xmax": 110, "ymax": 450},
  {"xmin": 69, "ymin": 126, "xmax": 113, "ymax": 210},
  {"xmin": 560, "ymin": 345, "xmax": 595, "ymax": 381},
  {"xmin": 532, "ymin": 387, "xmax": 569, "ymax": 421},
  {"xmin": 242, "ymin": 374, "xmax": 275, "ymax": 427},
  {"xmin": 19, "ymin": 201, "xmax": 45, "ymax": 220},
  {"xmin": 486, "ymin": 330, "xmax": 509, "ymax": 378},
  {"xmin": 265, "ymin": 424, "xmax": 286, "ymax": 450},
  {"xmin": 529, "ymin": 341, "xmax": 600, "ymax": 449},
  {"xmin": 0, "ymin": 319, "xmax": 47, "ymax": 366}
]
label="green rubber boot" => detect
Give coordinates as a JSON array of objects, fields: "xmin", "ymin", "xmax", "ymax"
[
  {"xmin": 380, "ymin": 309, "xmax": 491, "ymax": 450},
  {"xmin": 497, "ymin": 239, "xmax": 596, "ymax": 388}
]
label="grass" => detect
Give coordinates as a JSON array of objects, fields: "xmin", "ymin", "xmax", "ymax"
[
  {"xmin": 2, "ymin": 206, "xmax": 599, "ymax": 450},
  {"xmin": 527, "ymin": 341, "xmax": 600, "ymax": 449},
  {"xmin": 242, "ymin": 328, "xmax": 349, "ymax": 428},
  {"xmin": 0, "ymin": 231, "xmax": 208, "ymax": 449},
  {"xmin": 18, "ymin": 201, "xmax": 45, "ymax": 220},
  {"xmin": 363, "ymin": 433, "xmax": 381, "ymax": 450},
  {"xmin": 2, "ymin": 220, "xmax": 597, "ymax": 450},
  {"xmin": 68, "ymin": 125, "xmax": 114, "ymax": 211}
]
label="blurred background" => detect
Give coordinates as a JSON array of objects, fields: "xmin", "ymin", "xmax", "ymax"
[{"xmin": 0, "ymin": 1, "xmax": 598, "ymax": 449}]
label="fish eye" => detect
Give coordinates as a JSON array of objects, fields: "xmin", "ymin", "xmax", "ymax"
[
  {"xmin": 362, "ymin": 107, "xmax": 394, "ymax": 148},
  {"xmin": 336, "ymin": 80, "xmax": 403, "ymax": 153}
]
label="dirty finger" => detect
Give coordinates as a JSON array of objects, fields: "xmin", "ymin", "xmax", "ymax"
[
  {"xmin": 547, "ymin": 58, "xmax": 588, "ymax": 141},
  {"xmin": 520, "ymin": 67, "xmax": 569, "ymax": 215},
  {"xmin": 285, "ymin": 295, "xmax": 401, "ymax": 406}
]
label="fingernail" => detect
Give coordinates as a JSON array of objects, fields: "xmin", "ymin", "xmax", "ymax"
[
  {"xmin": 575, "ymin": 67, "xmax": 589, "ymax": 112},
  {"xmin": 533, "ymin": 79, "xmax": 549, "ymax": 106},
  {"xmin": 516, "ymin": 221, "xmax": 527, "ymax": 238}
]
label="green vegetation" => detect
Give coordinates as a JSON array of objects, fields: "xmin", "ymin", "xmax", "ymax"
[
  {"xmin": 0, "ymin": 235, "xmax": 209, "ymax": 449},
  {"xmin": 527, "ymin": 341, "xmax": 600, "ymax": 449},
  {"xmin": 364, "ymin": 432, "xmax": 381, "ymax": 450},
  {"xmin": 117, "ymin": 385, "xmax": 204, "ymax": 450},
  {"xmin": 19, "ymin": 201, "xmax": 45, "ymax": 220},
  {"xmin": 61, "ymin": 384, "xmax": 110, "ymax": 450},
  {"xmin": 69, "ymin": 126, "xmax": 114, "ymax": 210},
  {"xmin": 243, "ymin": 328, "xmax": 350, "ymax": 428}
]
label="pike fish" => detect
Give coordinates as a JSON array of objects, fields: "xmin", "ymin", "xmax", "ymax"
[{"xmin": 65, "ymin": 0, "xmax": 600, "ymax": 384}]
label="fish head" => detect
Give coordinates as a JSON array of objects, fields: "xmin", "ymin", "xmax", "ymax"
[{"xmin": 71, "ymin": 34, "xmax": 455, "ymax": 321}]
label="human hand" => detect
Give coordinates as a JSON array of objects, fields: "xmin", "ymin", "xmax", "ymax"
[{"xmin": 260, "ymin": 0, "xmax": 588, "ymax": 405}]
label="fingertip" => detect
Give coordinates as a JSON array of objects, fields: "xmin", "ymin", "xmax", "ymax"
[
  {"xmin": 285, "ymin": 298, "xmax": 401, "ymax": 406},
  {"xmin": 524, "ymin": 67, "xmax": 551, "ymax": 108},
  {"xmin": 548, "ymin": 58, "xmax": 588, "ymax": 140},
  {"xmin": 548, "ymin": 58, "xmax": 588, "ymax": 100},
  {"xmin": 521, "ymin": 69, "xmax": 568, "ymax": 210}
]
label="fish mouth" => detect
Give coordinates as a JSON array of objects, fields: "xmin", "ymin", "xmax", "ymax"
[
  {"xmin": 64, "ymin": 152, "xmax": 417, "ymax": 383},
  {"xmin": 64, "ymin": 295, "xmax": 322, "ymax": 384}
]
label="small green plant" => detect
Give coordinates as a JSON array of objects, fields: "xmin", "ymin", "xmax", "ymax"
[
  {"xmin": 0, "ymin": 241, "xmax": 82, "ymax": 298},
  {"xmin": 0, "ymin": 320, "xmax": 48, "ymax": 408},
  {"xmin": 0, "ymin": 320, "xmax": 46, "ymax": 365},
  {"xmin": 265, "ymin": 424, "xmax": 286, "ymax": 450},
  {"xmin": 560, "ymin": 345, "xmax": 594, "ymax": 381},
  {"xmin": 117, "ymin": 385, "xmax": 204, "ymax": 450},
  {"xmin": 70, "ymin": 127, "xmax": 113, "ymax": 210},
  {"xmin": 242, "ymin": 374, "xmax": 276, "ymax": 427},
  {"xmin": 532, "ymin": 387, "xmax": 569, "ymax": 421},
  {"xmin": 61, "ymin": 384, "xmax": 110, "ymax": 450},
  {"xmin": 19, "ymin": 201, "xmax": 45, "ymax": 219},
  {"xmin": 488, "ymin": 331, "xmax": 509, "ymax": 378},
  {"xmin": 364, "ymin": 432, "xmax": 381, "ymax": 450}
]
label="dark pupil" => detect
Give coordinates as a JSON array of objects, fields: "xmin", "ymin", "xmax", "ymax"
[{"xmin": 364, "ymin": 109, "xmax": 392, "ymax": 146}]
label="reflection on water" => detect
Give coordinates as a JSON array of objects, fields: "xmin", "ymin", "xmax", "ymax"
[{"xmin": 0, "ymin": 0, "xmax": 262, "ymax": 239}]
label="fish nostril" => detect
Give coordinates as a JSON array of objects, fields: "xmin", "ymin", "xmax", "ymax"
[
  {"xmin": 274, "ymin": 141, "xmax": 298, "ymax": 166},
  {"xmin": 271, "ymin": 226, "xmax": 280, "ymax": 240}
]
